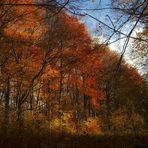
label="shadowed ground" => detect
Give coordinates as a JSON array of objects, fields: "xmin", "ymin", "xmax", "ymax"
[{"xmin": 0, "ymin": 129, "xmax": 148, "ymax": 148}]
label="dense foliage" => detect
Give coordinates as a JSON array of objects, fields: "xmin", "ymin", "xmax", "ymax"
[{"xmin": 0, "ymin": 0, "xmax": 148, "ymax": 147}]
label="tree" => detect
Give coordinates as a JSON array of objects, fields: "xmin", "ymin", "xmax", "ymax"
[
  {"xmin": 88, "ymin": 44, "xmax": 147, "ymax": 133},
  {"xmin": 131, "ymin": 27, "xmax": 148, "ymax": 74}
]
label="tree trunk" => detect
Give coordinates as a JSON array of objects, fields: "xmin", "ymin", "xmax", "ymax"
[
  {"xmin": 17, "ymin": 102, "xmax": 23, "ymax": 129},
  {"xmin": 59, "ymin": 59, "xmax": 63, "ymax": 104},
  {"xmin": 4, "ymin": 77, "xmax": 10, "ymax": 128}
]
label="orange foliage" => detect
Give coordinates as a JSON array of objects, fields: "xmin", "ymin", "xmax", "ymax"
[{"xmin": 4, "ymin": 0, "xmax": 46, "ymax": 40}]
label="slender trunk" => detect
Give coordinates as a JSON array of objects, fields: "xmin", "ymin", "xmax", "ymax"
[
  {"xmin": 88, "ymin": 97, "xmax": 91, "ymax": 117},
  {"xmin": 17, "ymin": 101, "xmax": 23, "ymax": 129},
  {"xmin": 82, "ymin": 75, "xmax": 88, "ymax": 120},
  {"xmin": 59, "ymin": 59, "xmax": 63, "ymax": 104},
  {"xmin": 4, "ymin": 77, "xmax": 10, "ymax": 129},
  {"xmin": 75, "ymin": 85, "xmax": 79, "ymax": 133},
  {"xmin": 49, "ymin": 101, "xmax": 52, "ymax": 135},
  {"xmin": 83, "ymin": 94, "xmax": 88, "ymax": 120},
  {"xmin": 106, "ymin": 93, "xmax": 111, "ymax": 131},
  {"xmin": 30, "ymin": 88, "xmax": 33, "ymax": 110}
]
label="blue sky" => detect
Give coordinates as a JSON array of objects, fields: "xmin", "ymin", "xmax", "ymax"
[
  {"xmin": 78, "ymin": 0, "xmax": 130, "ymax": 51},
  {"xmin": 80, "ymin": 0, "xmax": 114, "ymax": 35},
  {"xmin": 70, "ymin": 0, "xmax": 146, "ymax": 73}
]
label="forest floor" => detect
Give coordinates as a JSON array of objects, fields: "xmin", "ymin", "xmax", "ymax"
[{"xmin": 0, "ymin": 131, "xmax": 148, "ymax": 148}]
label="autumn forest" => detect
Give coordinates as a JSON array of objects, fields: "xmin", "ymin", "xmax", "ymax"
[{"xmin": 0, "ymin": 0, "xmax": 148, "ymax": 148}]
